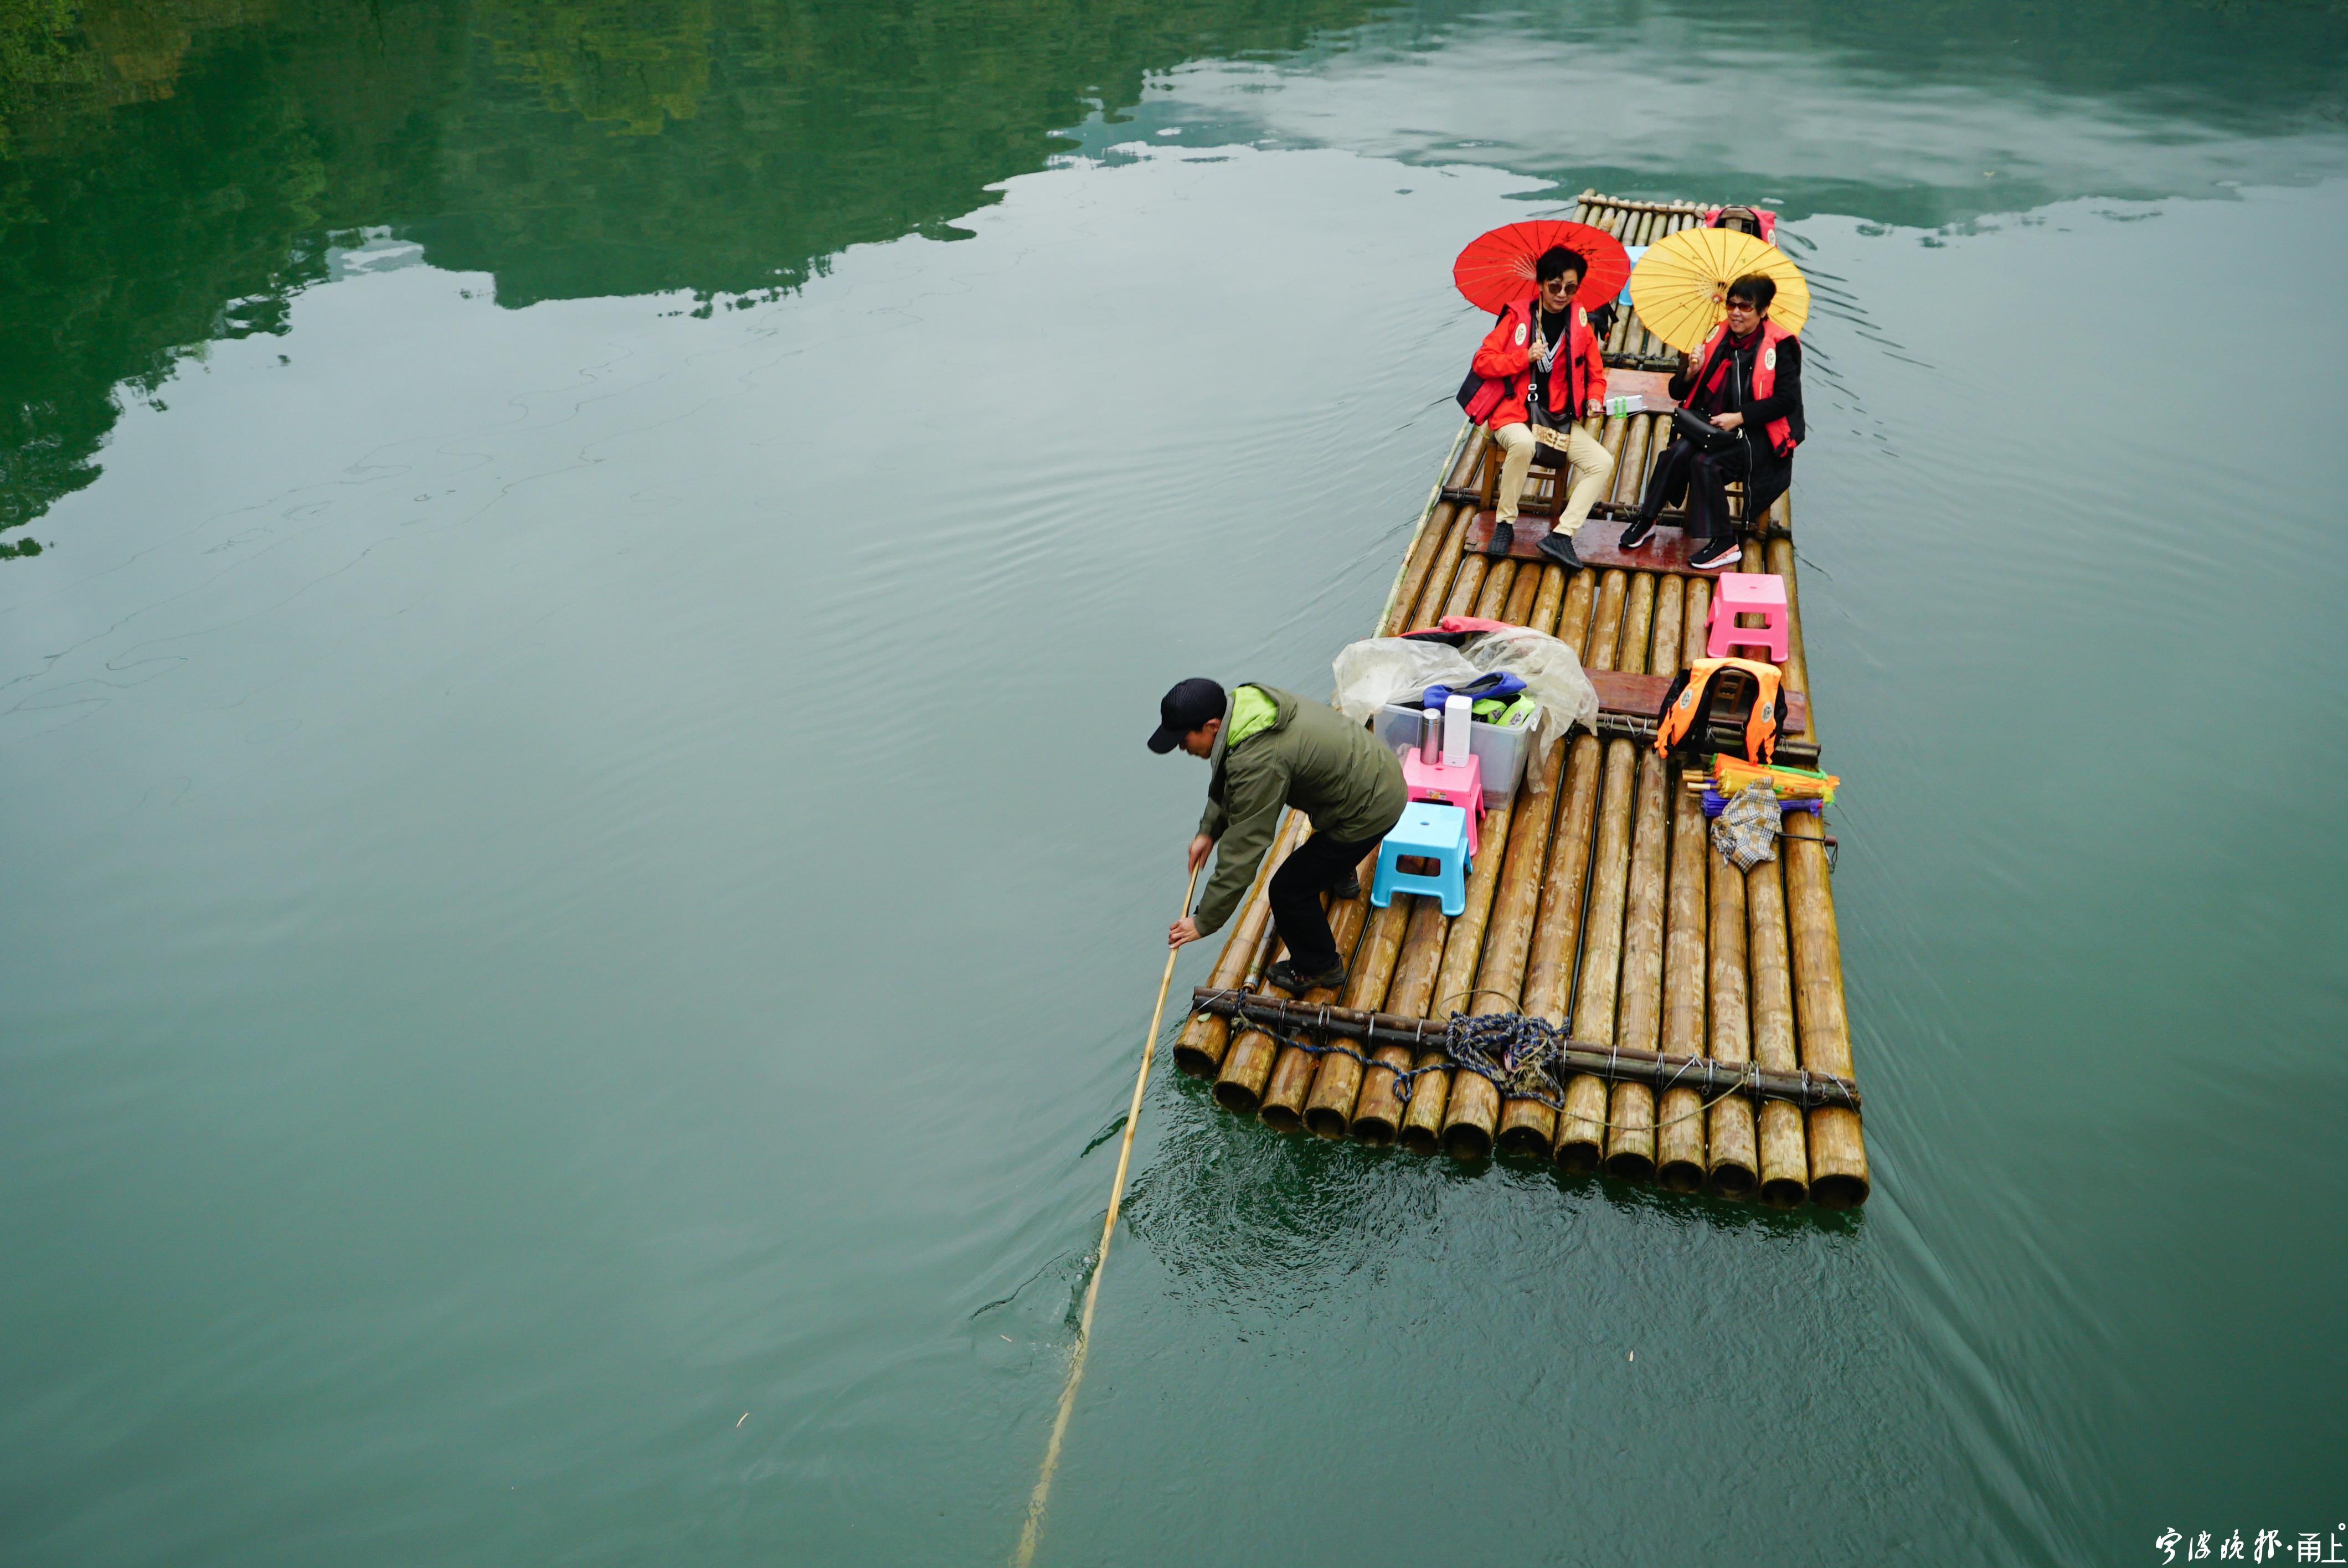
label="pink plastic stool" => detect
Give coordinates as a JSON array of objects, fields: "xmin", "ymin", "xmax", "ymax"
[
  {"xmin": 1706, "ymin": 571, "xmax": 1790, "ymax": 662},
  {"xmin": 1400, "ymin": 750, "xmax": 1484, "ymax": 857}
]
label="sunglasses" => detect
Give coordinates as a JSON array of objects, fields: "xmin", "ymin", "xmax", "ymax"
[{"xmin": 1724, "ymin": 298, "xmax": 1760, "ymax": 312}]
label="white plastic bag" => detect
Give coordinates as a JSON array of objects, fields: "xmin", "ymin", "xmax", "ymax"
[
  {"xmin": 1331, "ymin": 638, "xmax": 1481, "ymax": 726},
  {"xmin": 1455, "ymin": 626, "xmax": 1598, "ymax": 750},
  {"xmin": 1331, "ymin": 629, "xmax": 1598, "ymax": 755}
]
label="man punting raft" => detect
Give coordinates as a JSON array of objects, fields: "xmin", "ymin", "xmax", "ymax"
[{"xmin": 1153, "ymin": 678, "xmax": 1405, "ymax": 997}]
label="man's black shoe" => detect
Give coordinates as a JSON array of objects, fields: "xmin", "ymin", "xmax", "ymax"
[
  {"xmin": 1536, "ymin": 529, "xmax": 1582, "ymax": 571},
  {"xmin": 1618, "ymin": 514, "xmax": 1658, "ymax": 551},
  {"xmin": 1267, "ymin": 958, "xmax": 1347, "ymax": 997},
  {"xmin": 1687, "ymin": 536, "xmax": 1741, "ymax": 571},
  {"xmin": 1331, "ymin": 874, "xmax": 1362, "ymax": 901},
  {"xmin": 1488, "ymin": 518, "xmax": 1515, "ymax": 556}
]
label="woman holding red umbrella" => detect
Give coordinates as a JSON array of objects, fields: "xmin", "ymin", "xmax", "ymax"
[{"xmin": 1459, "ymin": 241, "xmax": 1617, "ymax": 569}]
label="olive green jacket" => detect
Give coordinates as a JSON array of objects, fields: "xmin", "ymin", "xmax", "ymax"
[{"xmin": 1192, "ymin": 685, "xmax": 1408, "ymax": 937}]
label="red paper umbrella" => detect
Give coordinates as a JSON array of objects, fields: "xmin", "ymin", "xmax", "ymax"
[{"xmin": 1452, "ymin": 219, "xmax": 1631, "ymax": 315}]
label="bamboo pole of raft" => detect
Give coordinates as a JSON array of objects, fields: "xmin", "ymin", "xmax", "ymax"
[
  {"xmin": 1604, "ymin": 209, "xmax": 1637, "ymax": 359},
  {"xmin": 1702, "ymin": 815, "xmax": 1761, "ymax": 1196},
  {"xmin": 1764, "ymin": 532, "xmax": 1817, "ymax": 746},
  {"xmin": 1386, "ymin": 500, "xmax": 1458, "ymax": 635},
  {"xmin": 1255, "ymin": 847, "xmax": 1382, "ymax": 1131},
  {"xmin": 1378, "ymin": 422, "xmax": 1476, "ymax": 635},
  {"xmin": 1783, "ymin": 812, "xmax": 1868, "ymax": 1205},
  {"xmin": 1173, "ymin": 811, "xmax": 1310, "ymax": 1076},
  {"xmin": 1401, "ymin": 433, "xmax": 1489, "ymax": 636},
  {"xmin": 1554, "ymin": 564, "xmax": 1598, "ymax": 656},
  {"xmin": 1495, "ymin": 731, "xmax": 1602, "ymax": 1152},
  {"xmin": 1438, "ymin": 736, "xmax": 1567, "ymax": 1157},
  {"xmin": 1501, "ymin": 554, "xmax": 1541, "ymax": 627},
  {"xmin": 1300, "ymin": 895, "xmax": 1409, "ymax": 1137},
  {"xmin": 1441, "ymin": 537, "xmax": 1490, "ymax": 624},
  {"xmin": 1407, "ymin": 499, "xmax": 1479, "ymax": 631},
  {"xmin": 1612, "ymin": 417, "xmax": 1654, "ymax": 534},
  {"xmin": 1012, "ymin": 859, "xmax": 1199, "ymax": 1568},
  {"xmin": 1472, "ymin": 556, "xmax": 1515, "ymax": 621},
  {"xmin": 1348, "ymin": 893, "xmax": 1451, "ymax": 1143},
  {"xmin": 1551, "ymin": 569, "xmax": 1635, "ymax": 1169},
  {"xmin": 1745, "ymin": 842, "xmax": 1810, "ymax": 1207},
  {"xmin": 1403, "ymin": 789, "xmax": 1520, "ymax": 1156},
  {"xmin": 1601, "ymin": 575, "xmax": 1668, "ymax": 1181},
  {"xmin": 1652, "ymin": 579, "xmax": 1712, "ymax": 1190}
]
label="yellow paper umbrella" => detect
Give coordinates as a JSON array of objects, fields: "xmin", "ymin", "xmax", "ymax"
[{"xmin": 1627, "ymin": 228, "xmax": 1810, "ymax": 353}]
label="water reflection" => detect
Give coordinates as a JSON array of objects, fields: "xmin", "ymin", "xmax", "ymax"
[{"xmin": 0, "ymin": 0, "xmax": 1385, "ymax": 535}]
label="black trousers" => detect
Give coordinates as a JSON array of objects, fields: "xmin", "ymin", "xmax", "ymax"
[
  {"xmin": 1638, "ymin": 436, "xmax": 1790, "ymax": 545},
  {"xmin": 1267, "ymin": 829, "xmax": 1381, "ymax": 974}
]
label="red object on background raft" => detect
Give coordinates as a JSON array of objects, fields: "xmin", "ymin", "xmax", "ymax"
[
  {"xmin": 1451, "ymin": 219, "xmax": 1631, "ymax": 314},
  {"xmin": 1703, "ymin": 204, "xmax": 1779, "ymax": 241}
]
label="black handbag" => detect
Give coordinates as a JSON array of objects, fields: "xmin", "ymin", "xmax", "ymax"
[{"xmin": 1672, "ymin": 404, "xmax": 1743, "ymax": 454}]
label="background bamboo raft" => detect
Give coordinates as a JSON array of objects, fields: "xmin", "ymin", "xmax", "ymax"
[{"xmin": 1170, "ymin": 192, "xmax": 1869, "ymax": 1210}]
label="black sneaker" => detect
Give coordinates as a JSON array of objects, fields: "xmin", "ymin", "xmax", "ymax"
[
  {"xmin": 1536, "ymin": 529, "xmax": 1582, "ymax": 571},
  {"xmin": 1267, "ymin": 958, "xmax": 1347, "ymax": 997},
  {"xmin": 1487, "ymin": 518, "xmax": 1515, "ymax": 556},
  {"xmin": 1618, "ymin": 514, "xmax": 1657, "ymax": 551},
  {"xmin": 1331, "ymin": 874, "xmax": 1362, "ymax": 901},
  {"xmin": 1687, "ymin": 537, "xmax": 1741, "ymax": 571}
]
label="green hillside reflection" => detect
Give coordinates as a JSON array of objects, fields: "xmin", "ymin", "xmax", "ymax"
[{"xmin": 1, "ymin": 0, "xmax": 2342, "ymax": 540}]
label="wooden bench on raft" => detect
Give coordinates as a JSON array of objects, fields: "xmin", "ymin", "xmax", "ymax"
[{"xmin": 1446, "ymin": 368, "xmax": 1781, "ymax": 563}]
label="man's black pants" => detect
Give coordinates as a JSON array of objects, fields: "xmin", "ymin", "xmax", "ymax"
[
  {"xmin": 1267, "ymin": 829, "xmax": 1381, "ymax": 975},
  {"xmin": 1638, "ymin": 436, "xmax": 1790, "ymax": 545}
]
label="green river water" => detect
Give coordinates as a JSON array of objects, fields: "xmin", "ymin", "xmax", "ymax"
[{"xmin": 3, "ymin": 3, "xmax": 2345, "ymax": 1564}]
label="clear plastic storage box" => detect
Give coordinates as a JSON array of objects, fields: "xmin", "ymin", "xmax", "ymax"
[{"xmin": 1374, "ymin": 702, "xmax": 1542, "ymax": 808}]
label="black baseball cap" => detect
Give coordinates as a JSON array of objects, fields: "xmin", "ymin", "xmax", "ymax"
[{"xmin": 1147, "ymin": 677, "xmax": 1226, "ymax": 754}]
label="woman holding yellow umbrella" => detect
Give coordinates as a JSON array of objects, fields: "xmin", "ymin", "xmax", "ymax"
[{"xmin": 1618, "ymin": 228, "xmax": 1810, "ymax": 571}]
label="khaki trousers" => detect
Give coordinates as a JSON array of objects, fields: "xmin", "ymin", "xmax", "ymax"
[{"xmin": 1492, "ymin": 421, "xmax": 1616, "ymax": 535}]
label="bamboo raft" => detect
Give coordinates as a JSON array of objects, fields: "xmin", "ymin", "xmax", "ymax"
[{"xmin": 1169, "ymin": 192, "xmax": 1868, "ymax": 1210}]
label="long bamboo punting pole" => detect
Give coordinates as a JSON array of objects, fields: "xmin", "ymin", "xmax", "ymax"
[
  {"xmin": 1188, "ymin": 992, "xmax": 1860, "ymax": 1108},
  {"xmin": 1351, "ymin": 893, "xmax": 1451, "ymax": 1143},
  {"xmin": 1172, "ymin": 811, "xmax": 1309, "ymax": 1077},
  {"xmin": 1012, "ymin": 861, "xmax": 1198, "ymax": 1568},
  {"xmin": 1496, "ymin": 731, "xmax": 1603, "ymax": 1153},
  {"xmin": 1439, "ymin": 740, "xmax": 1566, "ymax": 1158},
  {"xmin": 1783, "ymin": 813, "xmax": 1868, "ymax": 1206},
  {"xmin": 1745, "ymin": 847, "xmax": 1810, "ymax": 1207},
  {"xmin": 1403, "ymin": 792, "xmax": 1520, "ymax": 1156},
  {"xmin": 1300, "ymin": 896, "xmax": 1409, "ymax": 1137},
  {"xmin": 1256, "ymin": 848, "xmax": 1381, "ymax": 1132}
]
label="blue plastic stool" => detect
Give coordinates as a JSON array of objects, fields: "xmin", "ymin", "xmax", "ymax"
[{"xmin": 1370, "ymin": 802, "xmax": 1471, "ymax": 917}]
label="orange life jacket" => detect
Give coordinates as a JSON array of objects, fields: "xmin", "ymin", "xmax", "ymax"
[{"xmin": 1654, "ymin": 657, "xmax": 1781, "ymax": 765}]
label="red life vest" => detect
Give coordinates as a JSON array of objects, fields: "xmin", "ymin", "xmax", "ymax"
[
  {"xmin": 1464, "ymin": 297, "xmax": 1606, "ymax": 429},
  {"xmin": 1692, "ymin": 319, "xmax": 1799, "ymax": 459}
]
